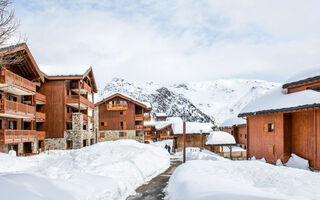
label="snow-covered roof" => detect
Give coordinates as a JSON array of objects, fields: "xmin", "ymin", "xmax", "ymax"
[
  {"xmin": 283, "ymin": 66, "xmax": 320, "ymax": 88},
  {"xmin": 96, "ymin": 92, "xmax": 150, "ymax": 108},
  {"xmin": 171, "ymin": 121, "xmax": 213, "ymax": 135},
  {"xmin": 206, "ymin": 131, "xmax": 236, "ymax": 145},
  {"xmin": 144, "ymin": 120, "xmax": 172, "ymax": 130},
  {"xmin": 156, "ymin": 113, "xmax": 167, "ymax": 117},
  {"xmin": 239, "ymin": 87, "xmax": 320, "ymax": 117},
  {"xmin": 220, "ymin": 117, "xmax": 246, "ymax": 128}
]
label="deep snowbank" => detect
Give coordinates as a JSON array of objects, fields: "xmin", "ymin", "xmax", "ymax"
[
  {"xmin": 167, "ymin": 155, "xmax": 320, "ymax": 200},
  {"xmin": 0, "ymin": 140, "xmax": 170, "ymax": 200}
]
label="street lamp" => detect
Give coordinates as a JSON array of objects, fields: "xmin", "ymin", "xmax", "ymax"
[{"xmin": 200, "ymin": 130, "xmax": 203, "ymax": 152}]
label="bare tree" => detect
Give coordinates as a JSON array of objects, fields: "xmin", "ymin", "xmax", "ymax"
[
  {"xmin": 0, "ymin": 0, "xmax": 18, "ymax": 46},
  {"xmin": 0, "ymin": 0, "xmax": 24, "ymax": 68}
]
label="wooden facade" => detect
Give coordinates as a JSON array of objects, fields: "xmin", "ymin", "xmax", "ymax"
[
  {"xmin": 40, "ymin": 68, "xmax": 97, "ymax": 139},
  {"xmin": 0, "ymin": 43, "xmax": 45, "ymax": 155},
  {"xmin": 241, "ymin": 76, "xmax": 320, "ymax": 170},
  {"xmin": 96, "ymin": 93, "xmax": 150, "ymax": 141},
  {"xmin": 221, "ymin": 124, "xmax": 247, "ymax": 149},
  {"xmin": 174, "ymin": 134, "xmax": 209, "ymax": 150}
]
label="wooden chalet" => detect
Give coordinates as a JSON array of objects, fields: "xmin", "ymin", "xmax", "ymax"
[
  {"xmin": 239, "ymin": 69, "xmax": 320, "ymax": 170},
  {"xmin": 205, "ymin": 131, "xmax": 246, "ymax": 160},
  {"xmin": 220, "ymin": 117, "xmax": 247, "ymax": 149},
  {"xmin": 0, "ymin": 43, "xmax": 46, "ymax": 155},
  {"xmin": 40, "ymin": 67, "xmax": 98, "ymax": 149},
  {"xmin": 172, "ymin": 119, "xmax": 213, "ymax": 151},
  {"xmin": 95, "ymin": 93, "xmax": 151, "ymax": 143},
  {"xmin": 144, "ymin": 117, "xmax": 173, "ymax": 143}
]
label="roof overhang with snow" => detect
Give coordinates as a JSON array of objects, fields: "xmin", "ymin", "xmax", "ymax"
[
  {"xmin": 42, "ymin": 67, "xmax": 98, "ymax": 93},
  {"xmin": 238, "ymin": 87, "xmax": 320, "ymax": 117},
  {"xmin": 95, "ymin": 93, "xmax": 148, "ymax": 108},
  {"xmin": 283, "ymin": 76, "xmax": 320, "ymax": 89},
  {"xmin": 206, "ymin": 131, "xmax": 236, "ymax": 145},
  {"xmin": 0, "ymin": 43, "xmax": 44, "ymax": 83}
]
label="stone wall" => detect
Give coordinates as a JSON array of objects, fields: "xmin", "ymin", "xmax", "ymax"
[
  {"xmin": 98, "ymin": 130, "xmax": 144, "ymax": 143},
  {"xmin": 0, "ymin": 144, "xmax": 9, "ymax": 153},
  {"xmin": 44, "ymin": 138, "xmax": 66, "ymax": 150},
  {"xmin": 65, "ymin": 130, "xmax": 95, "ymax": 149}
]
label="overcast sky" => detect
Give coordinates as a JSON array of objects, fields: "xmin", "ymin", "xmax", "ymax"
[{"xmin": 14, "ymin": 0, "xmax": 320, "ymax": 88}]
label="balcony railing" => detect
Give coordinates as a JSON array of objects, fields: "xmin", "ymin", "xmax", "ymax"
[
  {"xmin": 135, "ymin": 114, "xmax": 143, "ymax": 121},
  {"xmin": 107, "ymin": 104, "xmax": 128, "ymax": 111},
  {"xmin": 82, "ymin": 82, "xmax": 92, "ymax": 93},
  {"xmin": 66, "ymin": 95, "xmax": 94, "ymax": 109},
  {"xmin": 160, "ymin": 134, "xmax": 174, "ymax": 139},
  {"xmin": 36, "ymin": 131, "xmax": 46, "ymax": 140},
  {"xmin": 0, "ymin": 130, "xmax": 37, "ymax": 144},
  {"xmin": 135, "ymin": 125, "xmax": 145, "ymax": 131},
  {"xmin": 0, "ymin": 99, "xmax": 35, "ymax": 117},
  {"xmin": 36, "ymin": 92, "xmax": 46, "ymax": 104},
  {"xmin": 36, "ymin": 112, "xmax": 46, "ymax": 122},
  {"xmin": 0, "ymin": 68, "xmax": 36, "ymax": 93}
]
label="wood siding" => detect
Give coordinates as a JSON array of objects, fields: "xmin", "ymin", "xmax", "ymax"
[
  {"xmin": 38, "ymin": 80, "xmax": 66, "ymax": 138},
  {"xmin": 175, "ymin": 134, "xmax": 207, "ymax": 149}
]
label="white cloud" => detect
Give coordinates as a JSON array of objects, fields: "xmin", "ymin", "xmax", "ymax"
[{"xmin": 14, "ymin": 0, "xmax": 320, "ymax": 88}]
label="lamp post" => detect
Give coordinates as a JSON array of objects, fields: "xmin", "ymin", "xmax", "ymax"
[{"xmin": 199, "ymin": 130, "xmax": 203, "ymax": 152}]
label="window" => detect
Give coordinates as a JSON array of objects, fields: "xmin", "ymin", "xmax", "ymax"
[
  {"xmin": 120, "ymin": 111, "xmax": 123, "ymax": 115},
  {"xmin": 100, "ymin": 132, "xmax": 105, "ymax": 138},
  {"xmin": 120, "ymin": 100, "xmax": 127, "ymax": 105},
  {"xmin": 101, "ymin": 122, "xmax": 104, "ymax": 126},
  {"xmin": 67, "ymin": 140, "xmax": 73, "ymax": 149},
  {"xmin": 167, "ymin": 131, "xmax": 171, "ymax": 135},
  {"xmin": 101, "ymin": 122, "xmax": 108, "ymax": 127},
  {"xmin": 119, "ymin": 132, "xmax": 127, "ymax": 137},
  {"xmin": 120, "ymin": 121, "xmax": 126, "ymax": 129},
  {"xmin": 245, "ymin": 134, "xmax": 247, "ymax": 139},
  {"xmin": 264, "ymin": 123, "xmax": 274, "ymax": 132},
  {"xmin": 9, "ymin": 121, "xmax": 17, "ymax": 130}
]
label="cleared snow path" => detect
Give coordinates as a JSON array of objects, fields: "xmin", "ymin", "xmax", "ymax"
[{"xmin": 127, "ymin": 156, "xmax": 182, "ymax": 200}]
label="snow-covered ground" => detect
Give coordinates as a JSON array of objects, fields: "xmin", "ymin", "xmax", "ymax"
[
  {"xmin": 166, "ymin": 150, "xmax": 320, "ymax": 200},
  {"xmin": 0, "ymin": 140, "xmax": 170, "ymax": 200}
]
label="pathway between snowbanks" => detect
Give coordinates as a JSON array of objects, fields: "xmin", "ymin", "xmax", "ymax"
[
  {"xmin": 0, "ymin": 140, "xmax": 170, "ymax": 200},
  {"xmin": 166, "ymin": 152, "xmax": 320, "ymax": 200}
]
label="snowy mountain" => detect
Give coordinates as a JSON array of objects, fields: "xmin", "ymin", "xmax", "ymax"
[{"xmin": 97, "ymin": 78, "xmax": 280, "ymax": 125}]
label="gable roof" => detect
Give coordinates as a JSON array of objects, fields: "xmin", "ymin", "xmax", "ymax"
[
  {"xmin": 95, "ymin": 93, "xmax": 148, "ymax": 108},
  {"xmin": 283, "ymin": 67, "xmax": 320, "ymax": 89},
  {"xmin": 42, "ymin": 67, "xmax": 98, "ymax": 93},
  {"xmin": 220, "ymin": 117, "xmax": 246, "ymax": 128},
  {"xmin": 238, "ymin": 87, "xmax": 320, "ymax": 117},
  {"xmin": 0, "ymin": 43, "xmax": 44, "ymax": 82}
]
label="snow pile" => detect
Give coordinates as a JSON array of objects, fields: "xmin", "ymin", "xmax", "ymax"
[
  {"xmin": 285, "ymin": 154, "xmax": 310, "ymax": 170},
  {"xmin": 286, "ymin": 66, "xmax": 320, "ymax": 84},
  {"xmin": 144, "ymin": 120, "xmax": 172, "ymax": 130},
  {"xmin": 171, "ymin": 121, "xmax": 213, "ymax": 134},
  {"xmin": 0, "ymin": 140, "xmax": 170, "ymax": 200},
  {"xmin": 221, "ymin": 146, "xmax": 246, "ymax": 152},
  {"xmin": 156, "ymin": 113, "xmax": 167, "ymax": 117},
  {"xmin": 250, "ymin": 156, "xmax": 266, "ymax": 163},
  {"xmin": 239, "ymin": 86, "xmax": 320, "ymax": 115},
  {"xmin": 206, "ymin": 131, "xmax": 236, "ymax": 145},
  {"xmin": 166, "ymin": 159, "xmax": 320, "ymax": 200},
  {"xmin": 175, "ymin": 148, "xmax": 226, "ymax": 161},
  {"xmin": 220, "ymin": 117, "xmax": 246, "ymax": 127}
]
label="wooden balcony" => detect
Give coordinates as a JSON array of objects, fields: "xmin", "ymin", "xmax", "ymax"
[
  {"xmin": 135, "ymin": 125, "xmax": 145, "ymax": 131},
  {"xmin": 36, "ymin": 131, "xmax": 46, "ymax": 140},
  {"xmin": 160, "ymin": 134, "xmax": 174, "ymax": 140},
  {"xmin": 107, "ymin": 104, "xmax": 128, "ymax": 111},
  {"xmin": 0, "ymin": 68, "xmax": 36, "ymax": 95},
  {"xmin": 36, "ymin": 92, "xmax": 46, "ymax": 105},
  {"xmin": 144, "ymin": 116, "xmax": 151, "ymax": 121},
  {"xmin": 135, "ymin": 114, "xmax": 143, "ymax": 121},
  {"xmin": 0, "ymin": 99, "xmax": 35, "ymax": 118},
  {"xmin": 144, "ymin": 134, "xmax": 157, "ymax": 141},
  {"xmin": 0, "ymin": 130, "xmax": 37, "ymax": 144},
  {"xmin": 71, "ymin": 81, "xmax": 92, "ymax": 94},
  {"xmin": 66, "ymin": 95, "xmax": 94, "ymax": 110},
  {"xmin": 36, "ymin": 112, "xmax": 46, "ymax": 122}
]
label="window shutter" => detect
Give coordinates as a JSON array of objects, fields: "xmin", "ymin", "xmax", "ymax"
[
  {"xmin": 123, "ymin": 121, "xmax": 127, "ymax": 129},
  {"xmin": 100, "ymin": 132, "xmax": 105, "ymax": 138},
  {"xmin": 123, "ymin": 111, "xmax": 127, "ymax": 115},
  {"xmin": 104, "ymin": 122, "xmax": 108, "ymax": 126},
  {"xmin": 263, "ymin": 124, "xmax": 268, "ymax": 132}
]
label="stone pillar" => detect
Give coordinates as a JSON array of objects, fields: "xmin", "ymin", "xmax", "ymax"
[
  {"xmin": 31, "ymin": 141, "xmax": 38, "ymax": 153},
  {"xmin": 72, "ymin": 113, "xmax": 84, "ymax": 131}
]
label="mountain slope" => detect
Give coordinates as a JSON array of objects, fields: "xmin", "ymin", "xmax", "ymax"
[{"xmin": 97, "ymin": 78, "xmax": 280, "ymax": 124}]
